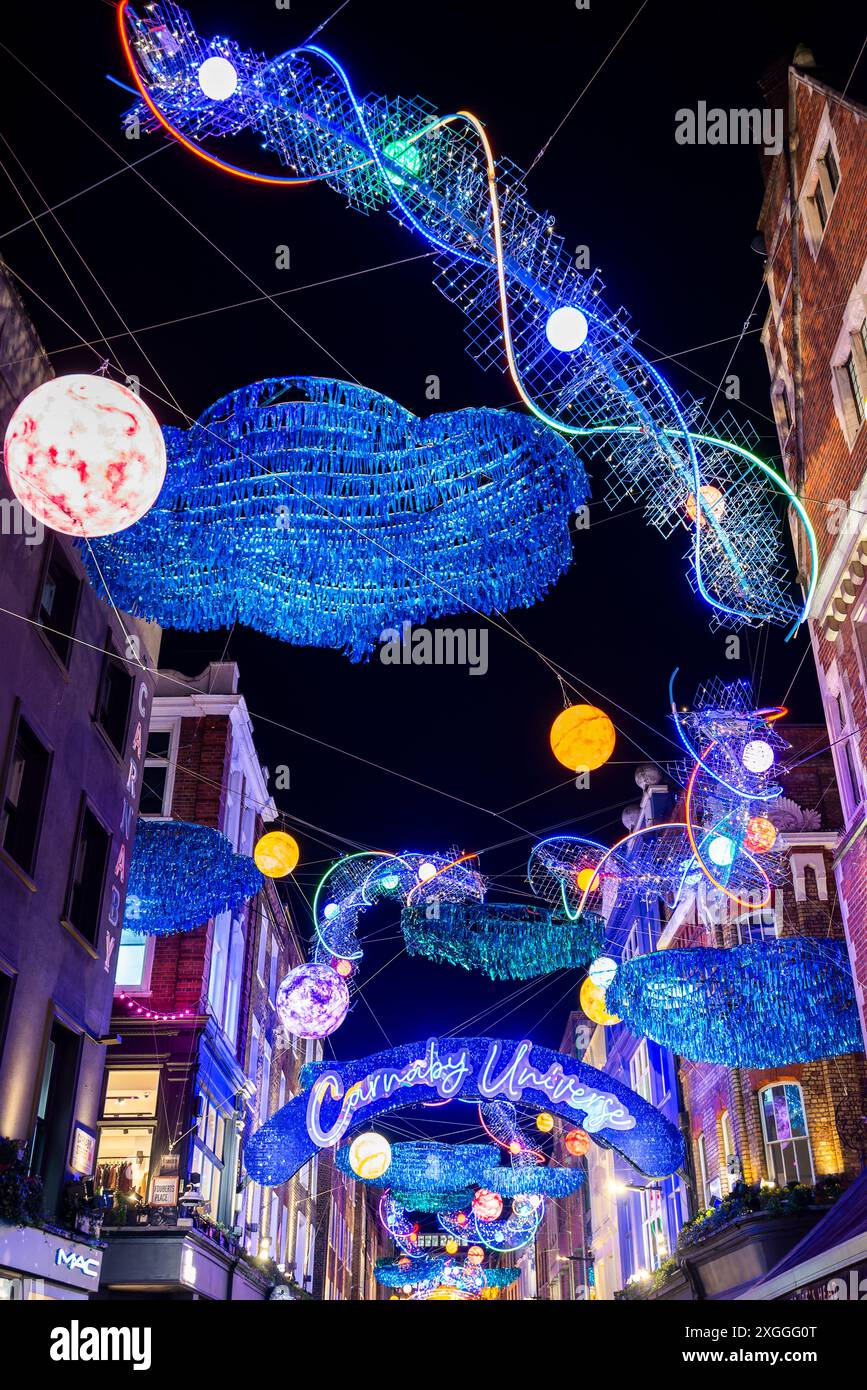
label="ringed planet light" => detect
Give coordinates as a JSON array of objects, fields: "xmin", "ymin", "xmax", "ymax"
[
  {"xmin": 4, "ymin": 374, "xmax": 166, "ymax": 537},
  {"xmin": 253, "ymin": 830, "xmax": 300, "ymax": 878},
  {"xmin": 549, "ymin": 704, "xmax": 616, "ymax": 773}
]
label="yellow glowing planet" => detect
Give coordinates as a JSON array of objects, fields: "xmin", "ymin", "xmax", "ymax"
[
  {"xmin": 348, "ymin": 1131, "xmax": 392, "ymax": 1180},
  {"xmin": 254, "ymin": 830, "xmax": 300, "ymax": 878},
  {"xmin": 580, "ymin": 975, "xmax": 621, "ymax": 1027},
  {"xmin": 535, "ymin": 1111, "xmax": 555, "ymax": 1133},
  {"xmin": 685, "ymin": 484, "xmax": 726, "ymax": 528},
  {"xmin": 550, "ymin": 704, "xmax": 616, "ymax": 773},
  {"xmin": 576, "ymin": 867, "xmax": 602, "ymax": 893}
]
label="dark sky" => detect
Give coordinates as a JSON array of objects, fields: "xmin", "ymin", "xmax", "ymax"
[{"xmin": 1, "ymin": 0, "xmax": 862, "ymax": 1074}]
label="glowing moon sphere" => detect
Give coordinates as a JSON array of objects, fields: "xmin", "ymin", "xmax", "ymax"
[
  {"xmin": 588, "ymin": 955, "xmax": 618, "ymax": 990},
  {"xmin": 742, "ymin": 738, "xmax": 775, "ymax": 773},
  {"xmin": 348, "ymin": 1131, "xmax": 392, "ymax": 1180},
  {"xmin": 417, "ymin": 861, "xmax": 438, "ymax": 882},
  {"xmin": 535, "ymin": 1111, "xmax": 555, "ymax": 1133},
  {"xmin": 564, "ymin": 1128, "xmax": 591, "ymax": 1157},
  {"xmin": 334, "ymin": 957, "xmax": 353, "ymax": 978},
  {"xmin": 545, "ymin": 305, "xmax": 589, "ymax": 351},
  {"xmin": 708, "ymin": 835, "xmax": 736, "ymax": 868},
  {"xmin": 745, "ymin": 815, "xmax": 777, "ymax": 854},
  {"xmin": 472, "ymin": 1189, "xmax": 503, "ymax": 1222},
  {"xmin": 198, "ymin": 55, "xmax": 239, "ymax": 99},
  {"xmin": 4, "ymin": 374, "xmax": 166, "ymax": 537},
  {"xmin": 253, "ymin": 830, "xmax": 300, "ymax": 877},
  {"xmin": 550, "ymin": 704, "xmax": 616, "ymax": 773},
  {"xmin": 685, "ymin": 484, "xmax": 726, "ymax": 527},
  {"xmin": 580, "ymin": 976, "xmax": 621, "ymax": 1026},
  {"xmin": 276, "ymin": 962, "xmax": 350, "ymax": 1039},
  {"xmin": 576, "ymin": 866, "xmax": 602, "ymax": 893}
]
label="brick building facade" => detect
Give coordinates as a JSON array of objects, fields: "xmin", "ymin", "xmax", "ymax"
[{"xmin": 757, "ymin": 60, "xmax": 867, "ymax": 1050}]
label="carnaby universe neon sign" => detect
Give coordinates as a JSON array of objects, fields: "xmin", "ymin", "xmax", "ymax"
[{"xmin": 245, "ymin": 1036, "xmax": 685, "ymax": 1183}]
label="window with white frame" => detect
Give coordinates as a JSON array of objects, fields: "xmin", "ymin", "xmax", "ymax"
[
  {"xmin": 249, "ymin": 1017, "xmax": 261, "ymax": 1110},
  {"xmin": 138, "ymin": 724, "xmax": 178, "ymax": 818},
  {"xmin": 824, "ymin": 665, "xmax": 863, "ymax": 821},
  {"xmin": 640, "ymin": 1186, "xmax": 668, "ymax": 1272},
  {"xmin": 256, "ymin": 914, "xmax": 268, "ymax": 984},
  {"xmin": 192, "ymin": 1089, "xmax": 227, "ymax": 1221},
  {"xmin": 830, "ymin": 268, "xmax": 867, "ymax": 446},
  {"xmin": 259, "ymin": 1039, "xmax": 272, "ymax": 1126},
  {"xmin": 800, "ymin": 111, "xmax": 842, "ymax": 256},
  {"xmin": 223, "ymin": 919, "xmax": 244, "ymax": 1048},
  {"xmin": 759, "ymin": 1083, "xmax": 815, "ymax": 1186},
  {"xmin": 734, "ymin": 903, "xmax": 779, "ymax": 945},
  {"xmin": 207, "ymin": 910, "xmax": 232, "ymax": 1023},
  {"xmin": 623, "ymin": 921, "xmax": 641, "ymax": 961},
  {"xmin": 771, "ymin": 375, "xmax": 794, "ymax": 444},
  {"xmin": 115, "ymin": 926, "xmax": 154, "ymax": 990},
  {"xmin": 696, "ymin": 1132, "xmax": 709, "ymax": 1208},
  {"xmin": 629, "ymin": 1039, "xmax": 652, "ymax": 1104},
  {"xmin": 268, "ymin": 936, "xmax": 280, "ymax": 1005}
]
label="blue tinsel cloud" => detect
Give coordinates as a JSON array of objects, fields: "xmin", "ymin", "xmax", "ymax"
[{"xmin": 125, "ymin": 820, "xmax": 263, "ymax": 936}]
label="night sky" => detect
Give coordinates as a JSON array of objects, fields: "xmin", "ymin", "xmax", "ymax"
[{"xmin": 1, "ymin": 1, "xmax": 862, "ymax": 1089}]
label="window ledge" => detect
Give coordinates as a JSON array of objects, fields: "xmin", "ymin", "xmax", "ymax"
[
  {"xmin": 91, "ymin": 716, "xmax": 126, "ymax": 767},
  {"xmin": 60, "ymin": 917, "xmax": 100, "ymax": 959},
  {"xmin": 33, "ymin": 622, "xmax": 73, "ymax": 680},
  {"xmin": 0, "ymin": 845, "xmax": 38, "ymax": 893}
]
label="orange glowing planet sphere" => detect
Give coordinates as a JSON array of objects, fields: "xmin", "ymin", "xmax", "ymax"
[
  {"xmin": 580, "ymin": 976, "xmax": 621, "ymax": 1027},
  {"xmin": 576, "ymin": 867, "xmax": 602, "ymax": 893},
  {"xmin": 4, "ymin": 374, "xmax": 167, "ymax": 538},
  {"xmin": 444, "ymin": 1238, "xmax": 459, "ymax": 1255},
  {"xmin": 334, "ymin": 958, "xmax": 353, "ymax": 978},
  {"xmin": 550, "ymin": 704, "xmax": 616, "ymax": 773},
  {"xmin": 472, "ymin": 1189, "xmax": 504, "ymax": 1222},
  {"xmin": 744, "ymin": 815, "xmax": 777, "ymax": 854},
  {"xmin": 254, "ymin": 830, "xmax": 300, "ymax": 878},
  {"xmin": 564, "ymin": 1128, "xmax": 591, "ymax": 1157},
  {"xmin": 466, "ymin": 1245, "xmax": 485, "ymax": 1266},
  {"xmin": 685, "ymin": 484, "xmax": 726, "ymax": 528},
  {"xmin": 535, "ymin": 1111, "xmax": 555, "ymax": 1133}
]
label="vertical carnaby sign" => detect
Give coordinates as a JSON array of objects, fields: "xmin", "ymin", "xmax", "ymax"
[{"xmin": 104, "ymin": 660, "xmax": 151, "ymax": 973}]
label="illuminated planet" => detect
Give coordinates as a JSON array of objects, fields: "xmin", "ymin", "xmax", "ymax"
[
  {"xmin": 4, "ymin": 374, "xmax": 166, "ymax": 537},
  {"xmin": 276, "ymin": 962, "xmax": 350, "ymax": 1039},
  {"xmin": 685, "ymin": 484, "xmax": 726, "ymax": 527},
  {"xmin": 253, "ymin": 830, "xmax": 300, "ymax": 877},
  {"xmin": 576, "ymin": 866, "xmax": 602, "ymax": 893},
  {"xmin": 745, "ymin": 815, "xmax": 777, "ymax": 854},
  {"xmin": 535, "ymin": 1111, "xmax": 555, "ymax": 1133},
  {"xmin": 472, "ymin": 1189, "xmax": 504, "ymax": 1221},
  {"xmin": 564, "ymin": 1128, "xmax": 591, "ymax": 1157},
  {"xmin": 580, "ymin": 975, "xmax": 621, "ymax": 1027},
  {"xmin": 348, "ymin": 1131, "xmax": 392, "ymax": 1180},
  {"xmin": 550, "ymin": 704, "xmax": 616, "ymax": 773}
]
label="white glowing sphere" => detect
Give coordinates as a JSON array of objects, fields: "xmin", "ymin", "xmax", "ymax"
[
  {"xmin": 198, "ymin": 55, "xmax": 239, "ymax": 100},
  {"xmin": 742, "ymin": 739, "xmax": 775, "ymax": 774},
  {"xmin": 275, "ymin": 962, "xmax": 350, "ymax": 1039},
  {"xmin": 323, "ymin": 901, "xmax": 339, "ymax": 920},
  {"xmin": 417, "ymin": 861, "xmax": 437, "ymax": 882},
  {"xmin": 348, "ymin": 1131, "xmax": 392, "ymax": 1180},
  {"xmin": 4, "ymin": 375, "xmax": 166, "ymax": 537},
  {"xmin": 588, "ymin": 955, "xmax": 618, "ymax": 990},
  {"xmin": 545, "ymin": 305, "xmax": 589, "ymax": 352},
  {"xmin": 708, "ymin": 835, "xmax": 736, "ymax": 867}
]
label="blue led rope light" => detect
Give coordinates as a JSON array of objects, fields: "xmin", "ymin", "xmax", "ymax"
[
  {"xmin": 124, "ymin": 819, "xmax": 263, "ymax": 936},
  {"xmin": 118, "ymin": 2, "xmax": 815, "ymax": 636}
]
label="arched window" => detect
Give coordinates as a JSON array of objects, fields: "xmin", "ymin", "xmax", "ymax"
[
  {"xmin": 759, "ymin": 1083, "xmax": 814, "ymax": 1186},
  {"xmin": 720, "ymin": 1110, "xmax": 737, "ymax": 1191}
]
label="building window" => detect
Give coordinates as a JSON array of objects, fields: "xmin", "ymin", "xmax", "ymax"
[
  {"xmin": 268, "ymin": 937, "xmax": 279, "ymax": 1005},
  {"xmin": 0, "ymin": 715, "xmax": 51, "ymax": 877},
  {"xmin": 115, "ymin": 927, "xmax": 152, "ymax": 990},
  {"xmin": 720, "ymin": 1110, "xmax": 737, "ymax": 1191},
  {"xmin": 193, "ymin": 1090, "xmax": 227, "ymax": 1221},
  {"xmin": 256, "ymin": 917, "xmax": 268, "ymax": 985},
  {"xmin": 224, "ymin": 920, "xmax": 244, "ymax": 1047},
  {"xmin": 139, "ymin": 728, "xmax": 175, "ymax": 817},
  {"xmin": 249, "ymin": 1017, "xmax": 261, "ymax": 1108},
  {"xmin": 825, "ymin": 672, "xmax": 863, "ymax": 821},
  {"xmin": 64, "ymin": 802, "xmax": 111, "ymax": 944},
  {"xmin": 629, "ymin": 1039, "xmax": 652, "ymax": 1104},
  {"xmin": 95, "ymin": 1125, "xmax": 153, "ymax": 1203},
  {"xmin": 0, "ymin": 968, "xmax": 14, "ymax": 1071},
  {"xmin": 759, "ymin": 1083, "xmax": 814, "ymax": 1186},
  {"xmin": 29, "ymin": 1018, "xmax": 81, "ymax": 1217},
  {"xmin": 623, "ymin": 922, "xmax": 641, "ymax": 961},
  {"xmin": 103, "ymin": 1069, "xmax": 159, "ymax": 1118},
  {"xmin": 734, "ymin": 905, "xmax": 778, "ymax": 945},
  {"xmin": 260, "ymin": 1039, "xmax": 272, "ymax": 1126},
  {"xmin": 640, "ymin": 1186, "xmax": 668, "ymax": 1272},
  {"xmin": 801, "ymin": 122, "xmax": 841, "ymax": 255},
  {"xmin": 207, "ymin": 910, "xmax": 232, "ymax": 1026},
  {"xmin": 95, "ymin": 648, "xmax": 133, "ymax": 756},
  {"xmin": 696, "ymin": 1132, "xmax": 709, "ymax": 1208},
  {"xmin": 36, "ymin": 543, "xmax": 80, "ymax": 667},
  {"xmin": 771, "ymin": 378, "xmax": 793, "ymax": 441}
]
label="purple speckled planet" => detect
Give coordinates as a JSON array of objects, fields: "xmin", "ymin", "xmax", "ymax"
[{"xmin": 276, "ymin": 962, "xmax": 350, "ymax": 1039}]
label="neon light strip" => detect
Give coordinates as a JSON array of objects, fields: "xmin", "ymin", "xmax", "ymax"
[
  {"xmin": 404, "ymin": 851, "xmax": 479, "ymax": 905},
  {"xmin": 571, "ymin": 823, "xmax": 692, "ymax": 920},
  {"xmin": 667, "ymin": 668, "xmax": 783, "ymax": 802},
  {"xmin": 684, "ymin": 747, "xmax": 771, "ymax": 909}
]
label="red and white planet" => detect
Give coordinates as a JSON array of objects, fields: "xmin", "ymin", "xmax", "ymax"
[{"xmin": 3, "ymin": 374, "xmax": 166, "ymax": 537}]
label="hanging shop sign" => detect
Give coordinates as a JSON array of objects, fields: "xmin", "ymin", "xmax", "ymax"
[
  {"xmin": 69, "ymin": 1124, "xmax": 96, "ymax": 1177},
  {"xmin": 244, "ymin": 1036, "xmax": 684, "ymax": 1185}
]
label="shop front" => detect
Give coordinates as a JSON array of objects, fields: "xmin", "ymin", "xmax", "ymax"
[{"xmin": 0, "ymin": 1223, "xmax": 103, "ymax": 1301}]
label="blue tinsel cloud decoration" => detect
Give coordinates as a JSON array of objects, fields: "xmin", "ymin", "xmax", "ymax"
[
  {"xmin": 401, "ymin": 900, "xmax": 604, "ymax": 980},
  {"xmin": 608, "ymin": 939, "xmax": 863, "ymax": 1067},
  {"xmin": 84, "ymin": 377, "xmax": 588, "ymax": 660},
  {"xmin": 125, "ymin": 819, "xmax": 263, "ymax": 936},
  {"xmin": 334, "ymin": 1139, "xmax": 584, "ymax": 1198}
]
